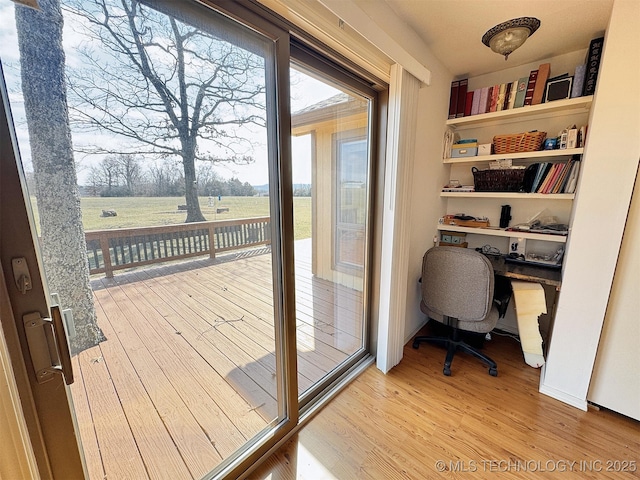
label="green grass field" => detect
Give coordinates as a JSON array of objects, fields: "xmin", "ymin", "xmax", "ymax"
[{"xmin": 31, "ymin": 196, "xmax": 312, "ymax": 240}]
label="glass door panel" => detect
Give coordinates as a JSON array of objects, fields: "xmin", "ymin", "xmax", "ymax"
[
  {"xmin": 290, "ymin": 64, "xmax": 372, "ymax": 398},
  {"xmin": 1, "ymin": 0, "xmax": 289, "ymax": 477}
]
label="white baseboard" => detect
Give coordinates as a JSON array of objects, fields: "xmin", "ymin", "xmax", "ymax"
[
  {"xmin": 539, "ymin": 365, "xmax": 588, "ymax": 411},
  {"xmin": 404, "ymin": 318, "xmax": 428, "ymax": 346}
]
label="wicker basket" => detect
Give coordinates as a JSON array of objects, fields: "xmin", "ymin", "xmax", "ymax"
[
  {"xmin": 472, "ymin": 167, "xmax": 526, "ymax": 192},
  {"xmin": 493, "ymin": 131, "xmax": 546, "ymax": 154}
]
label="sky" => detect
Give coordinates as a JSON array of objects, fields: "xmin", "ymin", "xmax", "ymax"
[{"xmin": 0, "ymin": 0, "xmax": 342, "ymax": 187}]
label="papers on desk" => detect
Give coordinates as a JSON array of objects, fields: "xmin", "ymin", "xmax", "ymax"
[{"xmin": 504, "ymin": 246, "xmax": 565, "ymax": 269}]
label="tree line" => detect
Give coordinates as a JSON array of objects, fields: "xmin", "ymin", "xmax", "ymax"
[{"xmin": 85, "ymin": 154, "xmax": 256, "ymax": 197}]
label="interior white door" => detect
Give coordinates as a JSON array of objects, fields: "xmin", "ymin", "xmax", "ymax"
[{"xmin": 588, "ymin": 165, "xmax": 640, "ymax": 421}]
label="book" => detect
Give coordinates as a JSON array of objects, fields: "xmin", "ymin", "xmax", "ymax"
[
  {"xmin": 478, "ymin": 86, "xmax": 490, "ymax": 114},
  {"xmin": 490, "ymin": 84, "xmax": 500, "ymax": 112},
  {"xmin": 539, "ymin": 163, "xmax": 563, "ymax": 193},
  {"xmin": 536, "ymin": 164, "xmax": 554, "ymax": 193},
  {"xmin": 448, "ymin": 80, "xmax": 459, "ymax": 119},
  {"xmin": 532, "ymin": 162, "xmax": 551, "ymax": 192},
  {"xmin": 514, "ymin": 76, "xmax": 528, "ymax": 108},
  {"xmin": 456, "ymin": 78, "xmax": 468, "ymax": 118},
  {"xmin": 546, "ymin": 162, "xmax": 567, "ymax": 193},
  {"xmin": 547, "ymin": 163, "xmax": 567, "ymax": 194},
  {"xmin": 470, "ymin": 89, "xmax": 481, "ymax": 115},
  {"xmin": 502, "ymin": 82, "xmax": 513, "ymax": 111},
  {"xmin": 571, "ymin": 64, "xmax": 586, "ymax": 98},
  {"xmin": 507, "ymin": 80, "xmax": 517, "ymax": 110},
  {"xmin": 524, "ymin": 70, "xmax": 539, "ymax": 106},
  {"xmin": 464, "ymin": 90, "xmax": 474, "ymax": 116},
  {"xmin": 583, "ymin": 37, "xmax": 605, "ymax": 96},
  {"xmin": 442, "ymin": 185, "xmax": 475, "ymax": 192},
  {"xmin": 564, "ymin": 160, "xmax": 581, "ymax": 193},
  {"xmin": 558, "ymin": 160, "xmax": 576, "ymax": 193},
  {"xmin": 496, "ymin": 83, "xmax": 507, "ymax": 111},
  {"xmin": 552, "ymin": 160, "xmax": 573, "ymax": 194},
  {"xmin": 532, "ymin": 63, "xmax": 550, "ymax": 105}
]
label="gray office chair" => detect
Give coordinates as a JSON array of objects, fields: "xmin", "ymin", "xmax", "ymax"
[{"xmin": 413, "ymin": 246, "xmax": 508, "ymax": 377}]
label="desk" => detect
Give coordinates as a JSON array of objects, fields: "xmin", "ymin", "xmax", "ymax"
[
  {"xmin": 486, "ymin": 255, "xmax": 562, "ymax": 288},
  {"xmin": 483, "ymin": 255, "xmax": 559, "ymax": 368}
]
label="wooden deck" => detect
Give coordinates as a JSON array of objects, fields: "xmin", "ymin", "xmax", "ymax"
[{"xmin": 70, "ymin": 240, "xmax": 364, "ymax": 480}]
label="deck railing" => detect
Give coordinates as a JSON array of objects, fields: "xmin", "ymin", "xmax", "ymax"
[{"xmin": 85, "ymin": 217, "xmax": 271, "ymax": 278}]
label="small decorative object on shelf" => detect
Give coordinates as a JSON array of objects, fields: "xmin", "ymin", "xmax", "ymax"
[
  {"xmin": 583, "ymin": 37, "xmax": 604, "ymax": 96},
  {"xmin": 478, "ymin": 143, "xmax": 492, "ymax": 155},
  {"xmin": 545, "ymin": 76, "xmax": 573, "ymax": 102}
]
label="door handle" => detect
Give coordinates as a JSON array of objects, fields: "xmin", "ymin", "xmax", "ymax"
[{"xmin": 23, "ymin": 306, "xmax": 74, "ymax": 385}]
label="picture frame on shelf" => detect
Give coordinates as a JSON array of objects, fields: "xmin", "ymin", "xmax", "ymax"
[{"xmin": 545, "ymin": 76, "xmax": 573, "ymax": 103}]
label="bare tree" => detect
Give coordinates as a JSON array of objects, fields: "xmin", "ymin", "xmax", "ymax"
[
  {"xmin": 100, "ymin": 155, "xmax": 120, "ymax": 194},
  {"xmin": 65, "ymin": 0, "xmax": 265, "ymax": 222},
  {"xmin": 14, "ymin": 0, "xmax": 104, "ymax": 354},
  {"xmin": 116, "ymin": 153, "xmax": 141, "ymax": 195}
]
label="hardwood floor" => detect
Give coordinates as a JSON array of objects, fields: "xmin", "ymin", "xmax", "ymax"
[
  {"xmin": 70, "ymin": 243, "xmax": 364, "ymax": 479},
  {"xmin": 248, "ymin": 329, "xmax": 640, "ymax": 479}
]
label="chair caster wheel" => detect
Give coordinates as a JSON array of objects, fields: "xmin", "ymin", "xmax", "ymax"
[
  {"xmin": 443, "ymin": 366, "xmax": 451, "ymax": 376},
  {"xmin": 489, "ymin": 367, "xmax": 498, "ymax": 377},
  {"xmin": 412, "ymin": 340, "xmax": 419, "ymax": 349}
]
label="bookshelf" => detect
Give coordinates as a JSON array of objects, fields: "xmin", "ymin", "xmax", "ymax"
[
  {"xmin": 439, "ymin": 92, "xmax": 592, "ymax": 247},
  {"xmin": 441, "ymin": 192, "xmax": 575, "ymax": 200},
  {"xmin": 436, "ymin": 224, "xmax": 568, "ymax": 243},
  {"xmin": 443, "ymin": 147, "xmax": 583, "ymax": 165},
  {"xmin": 445, "ymin": 96, "xmax": 593, "ymax": 129}
]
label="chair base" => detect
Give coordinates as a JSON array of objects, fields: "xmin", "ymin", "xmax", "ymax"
[{"xmin": 413, "ymin": 332, "xmax": 498, "ymax": 377}]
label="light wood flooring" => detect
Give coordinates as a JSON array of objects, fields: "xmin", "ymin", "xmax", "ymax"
[
  {"xmin": 249, "ymin": 327, "xmax": 640, "ymax": 479},
  {"xmin": 70, "ymin": 243, "xmax": 364, "ymax": 480}
]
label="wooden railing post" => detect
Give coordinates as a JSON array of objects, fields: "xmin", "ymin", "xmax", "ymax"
[
  {"xmin": 208, "ymin": 224, "xmax": 216, "ymax": 259},
  {"xmin": 99, "ymin": 233, "xmax": 114, "ymax": 278}
]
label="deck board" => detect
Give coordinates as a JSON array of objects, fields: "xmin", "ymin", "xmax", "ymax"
[{"xmin": 74, "ymin": 244, "xmax": 364, "ymax": 479}]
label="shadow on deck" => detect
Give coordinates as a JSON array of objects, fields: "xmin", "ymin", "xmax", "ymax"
[{"xmin": 72, "ymin": 242, "xmax": 364, "ymax": 479}]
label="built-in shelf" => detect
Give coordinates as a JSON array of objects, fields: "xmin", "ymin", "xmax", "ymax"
[
  {"xmin": 436, "ymin": 224, "xmax": 568, "ymax": 243},
  {"xmin": 437, "ymin": 94, "xmax": 587, "ymax": 246},
  {"xmin": 444, "ymin": 148, "xmax": 584, "ymax": 164},
  {"xmin": 440, "ymin": 192, "xmax": 575, "ymax": 200},
  {"xmin": 445, "ymin": 96, "xmax": 593, "ymax": 129}
]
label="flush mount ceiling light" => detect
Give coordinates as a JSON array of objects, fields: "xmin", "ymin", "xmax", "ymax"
[{"xmin": 482, "ymin": 17, "xmax": 541, "ymax": 60}]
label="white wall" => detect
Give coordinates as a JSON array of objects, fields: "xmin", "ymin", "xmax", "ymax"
[
  {"xmin": 405, "ymin": 77, "xmax": 450, "ymax": 341},
  {"xmin": 540, "ymin": 0, "xmax": 640, "ymax": 409}
]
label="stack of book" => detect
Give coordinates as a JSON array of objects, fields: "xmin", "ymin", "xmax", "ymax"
[
  {"xmin": 525, "ymin": 159, "xmax": 581, "ymax": 194},
  {"xmin": 446, "ymin": 36, "xmax": 603, "ymax": 120},
  {"xmin": 447, "ymin": 63, "xmax": 551, "ymax": 119}
]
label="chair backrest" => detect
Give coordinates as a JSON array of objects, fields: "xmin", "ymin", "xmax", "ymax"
[{"xmin": 421, "ymin": 246, "xmax": 495, "ymax": 322}]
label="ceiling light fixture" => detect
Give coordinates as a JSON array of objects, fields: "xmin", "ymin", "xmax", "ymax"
[{"xmin": 482, "ymin": 17, "xmax": 541, "ymax": 60}]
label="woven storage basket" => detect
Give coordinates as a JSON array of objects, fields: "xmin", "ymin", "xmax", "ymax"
[
  {"xmin": 493, "ymin": 131, "xmax": 546, "ymax": 154},
  {"xmin": 472, "ymin": 167, "xmax": 526, "ymax": 192}
]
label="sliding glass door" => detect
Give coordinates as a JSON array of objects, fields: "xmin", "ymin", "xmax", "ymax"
[
  {"xmin": 1, "ymin": 0, "xmax": 296, "ymax": 477},
  {"xmin": 290, "ymin": 50, "xmax": 376, "ymax": 405},
  {"xmin": 1, "ymin": 1, "xmax": 378, "ymax": 477}
]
